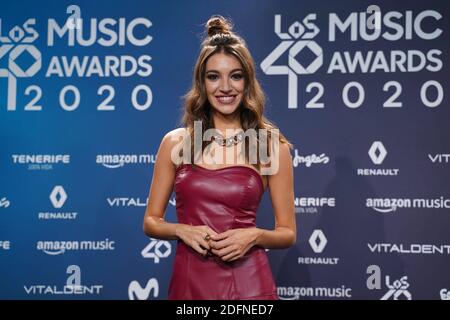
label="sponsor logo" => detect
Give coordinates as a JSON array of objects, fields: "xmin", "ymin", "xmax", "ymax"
[
  {"xmin": 429, "ymin": 154, "xmax": 450, "ymax": 163},
  {"xmin": 141, "ymin": 238, "xmax": 171, "ymax": 263},
  {"xmin": 440, "ymin": 289, "xmax": 450, "ymax": 300},
  {"xmin": 38, "ymin": 185, "xmax": 78, "ymax": 220},
  {"xmin": 11, "ymin": 154, "xmax": 70, "ymax": 170},
  {"xmin": 367, "ymin": 265, "xmax": 412, "ymax": 300},
  {"xmin": 0, "ymin": 197, "xmax": 10, "ymax": 208},
  {"xmin": 382, "ymin": 276, "xmax": 412, "ymax": 300},
  {"xmin": 128, "ymin": 278, "xmax": 159, "ymax": 300},
  {"xmin": 106, "ymin": 196, "xmax": 176, "ymax": 207},
  {"xmin": 298, "ymin": 230, "xmax": 339, "ymax": 265},
  {"xmin": 368, "ymin": 243, "xmax": 450, "ymax": 255},
  {"xmin": 294, "ymin": 197, "xmax": 335, "ymax": 214},
  {"xmin": 49, "ymin": 185, "xmax": 67, "ymax": 208},
  {"xmin": 24, "ymin": 265, "xmax": 103, "ymax": 295},
  {"xmin": 367, "ymin": 197, "xmax": 450, "ymax": 213},
  {"xmin": 37, "ymin": 239, "xmax": 115, "ymax": 255},
  {"xmin": 0, "ymin": 241, "xmax": 11, "ymax": 250},
  {"xmin": 96, "ymin": 154, "xmax": 156, "ymax": 168},
  {"xmin": 292, "ymin": 149, "xmax": 329, "ymax": 167},
  {"xmin": 108, "ymin": 197, "xmax": 148, "ymax": 207},
  {"xmin": 368, "ymin": 141, "xmax": 387, "ymax": 164},
  {"xmin": 309, "ymin": 229, "xmax": 327, "ymax": 253},
  {"xmin": 38, "ymin": 212, "xmax": 78, "ymax": 220},
  {"xmin": 358, "ymin": 141, "xmax": 399, "ymax": 176},
  {"xmin": 278, "ymin": 285, "xmax": 352, "ymax": 299}
]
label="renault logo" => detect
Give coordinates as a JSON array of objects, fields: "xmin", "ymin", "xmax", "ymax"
[
  {"xmin": 49, "ymin": 185, "xmax": 67, "ymax": 208},
  {"xmin": 368, "ymin": 141, "xmax": 387, "ymax": 165},
  {"xmin": 309, "ymin": 229, "xmax": 327, "ymax": 253}
]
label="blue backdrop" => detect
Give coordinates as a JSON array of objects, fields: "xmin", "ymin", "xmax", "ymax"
[{"xmin": 1, "ymin": 0, "xmax": 449, "ymax": 300}]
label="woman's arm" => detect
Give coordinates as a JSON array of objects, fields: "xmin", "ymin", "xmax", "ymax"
[
  {"xmin": 143, "ymin": 128, "xmax": 182, "ymax": 240},
  {"xmin": 143, "ymin": 128, "xmax": 217, "ymax": 255},
  {"xmin": 255, "ymin": 141, "xmax": 297, "ymax": 248}
]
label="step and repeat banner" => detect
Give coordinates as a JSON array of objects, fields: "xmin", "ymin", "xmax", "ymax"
[{"xmin": 1, "ymin": 0, "xmax": 449, "ymax": 300}]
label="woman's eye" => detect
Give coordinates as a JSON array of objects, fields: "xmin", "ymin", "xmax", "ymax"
[
  {"xmin": 232, "ymin": 73, "xmax": 243, "ymax": 80},
  {"xmin": 206, "ymin": 74, "xmax": 218, "ymax": 80}
]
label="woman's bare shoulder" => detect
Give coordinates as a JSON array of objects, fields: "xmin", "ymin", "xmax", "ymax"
[
  {"xmin": 158, "ymin": 128, "xmax": 188, "ymax": 169},
  {"xmin": 170, "ymin": 127, "xmax": 188, "ymax": 135},
  {"xmin": 161, "ymin": 127, "xmax": 188, "ymax": 147}
]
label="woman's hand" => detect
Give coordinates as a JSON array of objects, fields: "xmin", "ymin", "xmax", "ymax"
[
  {"xmin": 176, "ymin": 224, "xmax": 218, "ymax": 256},
  {"xmin": 209, "ymin": 228, "xmax": 261, "ymax": 262}
]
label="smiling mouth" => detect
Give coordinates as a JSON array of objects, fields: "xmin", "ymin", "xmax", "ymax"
[{"xmin": 215, "ymin": 95, "xmax": 237, "ymax": 105}]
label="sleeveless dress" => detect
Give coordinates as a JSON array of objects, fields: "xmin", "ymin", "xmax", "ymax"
[{"xmin": 168, "ymin": 163, "xmax": 278, "ymax": 300}]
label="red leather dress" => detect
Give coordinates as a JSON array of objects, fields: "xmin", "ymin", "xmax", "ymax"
[{"xmin": 168, "ymin": 164, "xmax": 278, "ymax": 300}]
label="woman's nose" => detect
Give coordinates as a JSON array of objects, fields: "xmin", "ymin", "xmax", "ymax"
[{"xmin": 219, "ymin": 79, "xmax": 232, "ymax": 92}]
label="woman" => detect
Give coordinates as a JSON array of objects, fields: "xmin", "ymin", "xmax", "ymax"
[{"xmin": 143, "ymin": 15, "xmax": 296, "ymax": 300}]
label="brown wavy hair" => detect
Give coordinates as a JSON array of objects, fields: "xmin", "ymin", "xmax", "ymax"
[{"xmin": 180, "ymin": 15, "xmax": 292, "ymax": 171}]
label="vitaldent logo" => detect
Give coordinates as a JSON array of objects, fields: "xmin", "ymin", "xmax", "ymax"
[
  {"xmin": 298, "ymin": 230, "xmax": 339, "ymax": 265},
  {"xmin": 368, "ymin": 243, "xmax": 450, "ymax": 255},
  {"xmin": 292, "ymin": 149, "xmax": 330, "ymax": 168},
  {"xmin": 37, "ymin": 239, "xmax": 115, "ymax": 255},
  {"xmin": 128, "ymin": 278, "xmax": 159, "ymax": 300},
  {"xmin": 357, "ymin": 141, "xmax": 399, "ymax": 176},
  {"xmin": 294, "ymin": 197, "xmax": 335, "ymax": 214},
  {"xmin": 278, "ymin": 285, "xmax": 352, "ymax": 299},
  {"xmin": 107, "ymin": 197, "xmax": 148, "ymax": 207},
  {"xmin": 366, "ymin": 196, "xmax": 450, "ymax": 213},
  {"xmin": 38, "ymin": 186, "xmax": 78, "ymax": 220},
  {"xmin": 429, "ymin": 154, "xmax": 450, "ymax": 164},
  {"xmin": 24, "ymin": 265, "xmax": 103, "ymax": 295},
  {"xmin": 11, "ymin": 154, "xmax": 70, "ymax": 170},
  {"xmin": 367, "ymin": 265, "xmax": 412, "ymax": 300},
  {"xmin": 141, "ymin": 238, "xmax": 171, "ymax": 263},
  {"xmin": 96, "ymin": 154, "xmax": 156, "ymax": 168},
  {"xmin": 0, "ymin": 197, "xmax": 10, "ymax": 208},
  {"xmin": 107, "ymin": 196, "xmax": 175, "ymax": 207}
]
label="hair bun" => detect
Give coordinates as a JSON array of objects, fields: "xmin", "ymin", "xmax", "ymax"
[{"xmin": 206, "ymin": 15, "xmax": 233, "ymax": 37}]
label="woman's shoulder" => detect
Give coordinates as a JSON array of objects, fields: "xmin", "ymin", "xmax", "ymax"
[
  {"xmin": 158, "ymin": 128, "xmax": 189, "ymax": 166},
  {"xmin": 161, "ymin": 127, "xmax": 188, "ymax": 146},
  {"xmin": 164, "ymin": 127, "xmax": 188, "ymax": 138}
]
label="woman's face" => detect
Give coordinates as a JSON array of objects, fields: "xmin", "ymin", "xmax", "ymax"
[{"xmin": 204, "ymin": 52, "xmax": 245, "ymax": 116}]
